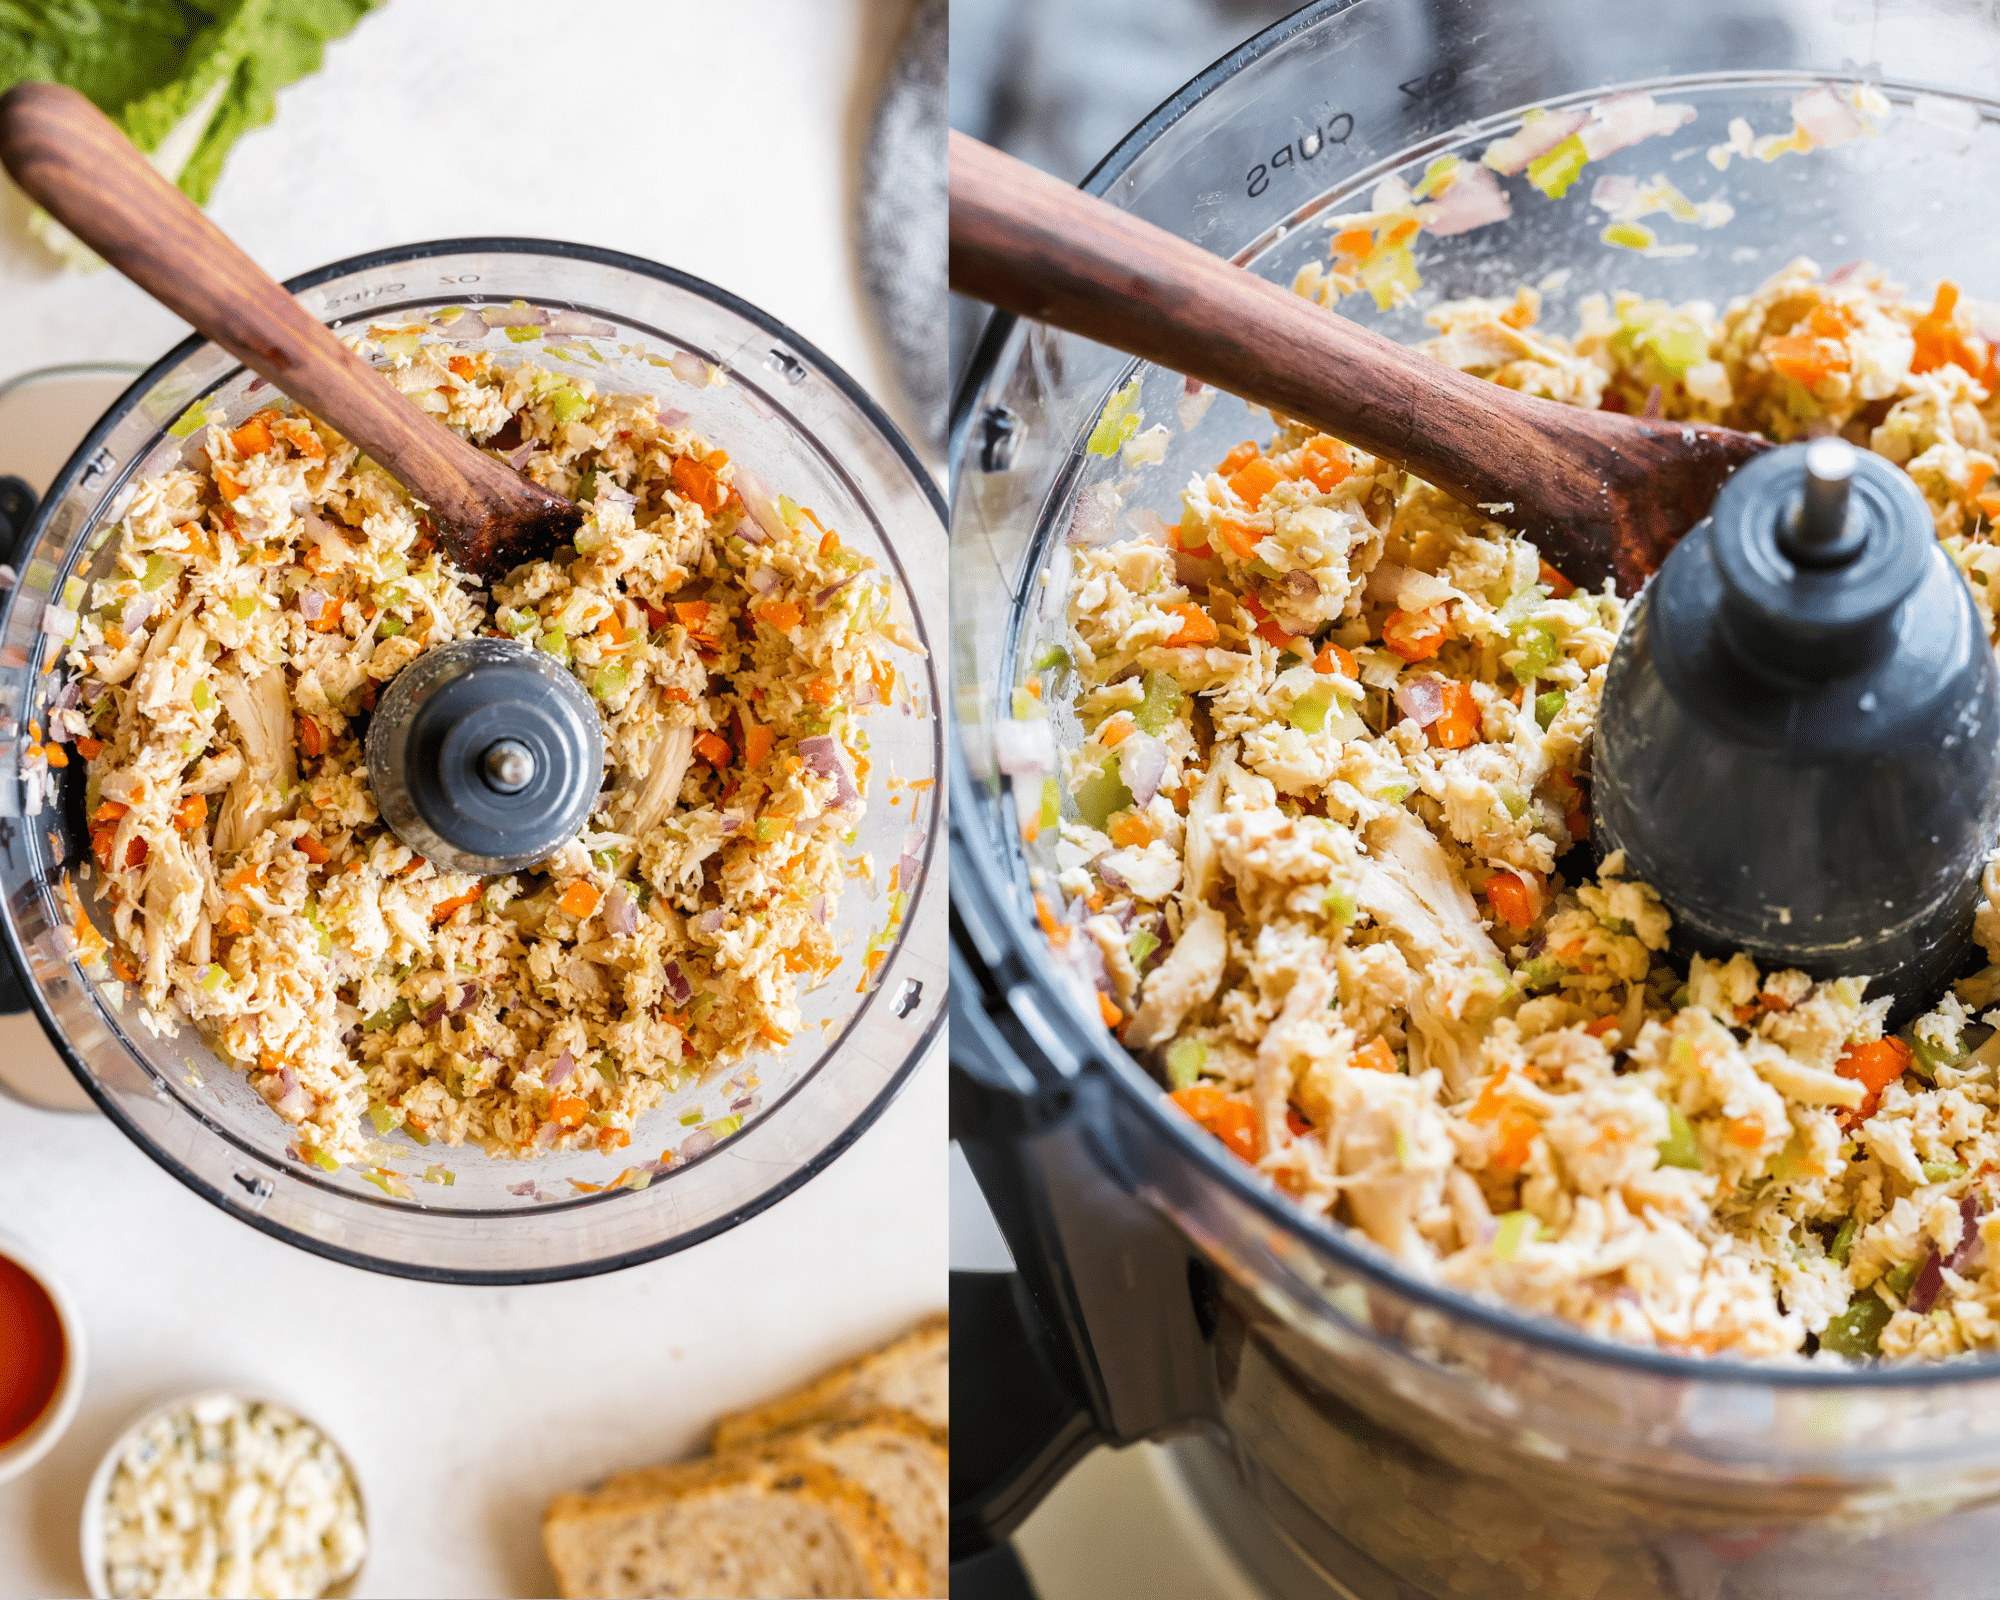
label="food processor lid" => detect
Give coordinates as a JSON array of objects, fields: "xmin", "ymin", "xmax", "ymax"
[{"xmin": 0, "ymin": 237, "xmax": 950, "ymax": 1283}]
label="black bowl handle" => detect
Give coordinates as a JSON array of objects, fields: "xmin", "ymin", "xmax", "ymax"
[
  {"xmin": 0, "ymin": 474, "xmax": 43, "ymax": 1016},
  {"xmin": 949, "ymin": 895, "xmax": 1219, "ymax": 1564}
]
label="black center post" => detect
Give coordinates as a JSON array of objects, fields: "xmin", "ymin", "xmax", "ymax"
[{"xmin": 1593, "ymin": 439, "xmax": 2000, "ymax": 1023}]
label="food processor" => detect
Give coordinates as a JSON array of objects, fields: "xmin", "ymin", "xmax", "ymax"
[
  {"xmin": 948, "ymin": 2, "xmax": 2000, "ymax": 1595},
  {"xmin": 0, "ymin": 238, "xmax": 946, "ymax": 1283}
]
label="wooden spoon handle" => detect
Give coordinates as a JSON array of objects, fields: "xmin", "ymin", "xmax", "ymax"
[
  {"xmin": 0, "ymin": 82, "xmax": 549, "ymax": 564},
  {"xmin": 949, "ymin": 131, "xmax": 1702, "ymax": 580}
]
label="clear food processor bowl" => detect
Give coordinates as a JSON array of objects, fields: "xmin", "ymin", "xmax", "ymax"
[
  {"xmin": 950, "ymin": 1, "xmax": 2000, "ymax": 1594},
  {"xmin": 7, "ymin": 239, "xmax": 945, "ymax": 1283}
]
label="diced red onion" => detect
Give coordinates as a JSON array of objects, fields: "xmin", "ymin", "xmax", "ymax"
[
  {"xmin": 662, "ymin": 959, "xmax": 692, "ymax": 1004},
  {"xmin": 798, "ymin": 735, "xmax": 861, "ymax": 808},
  {"xmin": 1825, "ymin": 259, "xmax": 1866, "ymax": 287},
  {"xmin": 298, "ymin": 589, "xmax": 327, "ymax": 623},
  {"xmin": 993, "ymin": 719, "xmax": 1055, "ymax": 776},
  {"xmin": 505, "ymin": 441, "xmax": 536, "ymax": 469},
  {"xmin": 656, "ymin": 408, "xmax": 690, "ymax": 431},
  {"xmin": 638, "ymin": 1157, "xmax": 675, "ymax": 1177},
  {"xmin": 452, "ymin": 985, "xmax": 480, "ymax": 1014},
  {"xmin": 718, "ymin": 814, "xmax": 743, "ymax": 835},
  {"xmin": 1908, "ymin": 1247, "xmax": 1945, "ymax": 1314},
  {"xmin": 897, "ymin": 829, "xmax": 924, "ymax": 890},
  {"xmin": 1420, "ymin": 161, "xmax": 1511, "ymax": 237},
  {"xmin": 679, "ymin": 1126, "xmax": 717, "ymax": 1159},
  {"xmin": 1173, "ymin": 551, "xmax": 1222, "ymax": 593},
  {"xmin": 0, "ymin": 566, "xmax": 16, "ymax": 592},
  {"xmin": 1590, "ymin": 174, "xmax": 1638, "ymax": 212},
  {"xmin": 481, "ymin": 305, "xmax": 550, "ymax": 329},
  {"xmin": 669, "ymin": 351, "xmax": 707, "ymax": 386},
  {"xmin": 40, "ymin": 604, "xmax": 78, "ymax": 638},
  {"xmin": 810, "ymin": 894, "xmax": 829, "ymax": 926},
  {"xmin": 1067, "ymin": 482, "xmax": 1121, "ymax": 548},
  {"xmin": 728, "ymin": 468, "xmax": 783, "ymax": 546},
  {"xmin": 420, "ymin": 998, "xmax": 448, "ymax": 1025},
  {"xmin": 605, "ymin": 886, "xmax": 639, "ymax": 937},
  {"xmin": 51, "ymin": 680, "xmax": 81, "ymax": 712},
  {"xmin": 1483, "ymin": 107, "xmax": 1589, "ymax": 174},
  {"xmin": 1175, "ymin": 383, "xmax": 1216, "ymax": 433},
  {"xmin": 1282, "ymin": 569, "xmax": 1320, "ymax": 600},
  {"xmin": 546, "ymin": 1047, "xmax": 576, "ymax": 1087},
  {"xmin": 274, "ymin": 1066, "xmax": 312, "ymax": 1120},
  {"xmin": 595, "ymin": 481, "xmax": 637, "ymax": 513},
  {"xmin": 1093, "ymin": 853, "xmax": 1130, "ymax": 891},
  {"xmin": 508, "ymin": 1178, "xmax": 540, "ymax": 1194},
  {"xmin": 1125, "ymin": 508, "xmax": 1174, "ymax": 546},
  {"xmin": 1950, "ymin": 1195, "xmax": 1985, "ymax": 1271},
  {"xmin": 547, "ymin": 310, "xmax": 617, "ymax": 337},
  {"xmin": 1577, "ymin": 92, "xmax": 1695, "ymax": 160},
  {"xmin": 1643, "ymin": 384, "xmax": 1664, "ymax": 421},
  {"xmin": 853, "ymin": 677, "xmax": 880, "ymax": 707},
  {"xmin": 813, "ymin": 575, "xmax": 857, "ymax": 608},
  {"xmin": 748, "ymin": 566, "xmax": 783, "ymax": 596},
  {"xmin": 1792, "ymin": 84, "xmax": 1862, "ymax": 149},
  {"xmin": 692, "ymin": 909, "xmax": 726, "ymax": 937},
  {"xmin": 114, "ymin": 593, "xmax": 151, "ymax": 633},
  {"xmin": 1395, "ymin": 675, "xmax": 1446, "ymax": 727},
  {"xmin": 730, "ymin": 1096, "xmax": 757, "ymax": 1114},
  {"xmin": 533, "ymin": 1122, "xmax": 561, "ymax": 1148},
  {"xmin": 80, "ymin": 680, "xmax": 107, "ymax": 705},
  {"xmin": 1117, "ymin": 732, "xmax": 1168, "ymax": 808}
]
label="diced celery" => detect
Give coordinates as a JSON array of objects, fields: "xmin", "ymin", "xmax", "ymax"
[
  {"xmin": 1165, "ymin": 1037, "xmax": 1207, "ymax": 1091},
  {"xmin": 1376, "ymin": 781, "xmax": 1411, "ymax": 804},
  {"xmin": 1819, "ymin": 1294, "xmax": 1891, "ymax": 1358},
  {"xmin": 1884, "ymin": 1258, "xmax": 1922, "ymax": 1299},
  {"xmin": 192, "ymin": 681, "xmax": 213, "ymax": 712},
  {"xmin": 599, "ymin": 1056, "xmax": 621, "ymax": 1087},
  {"xmin": 1499, "ymin": 785, "xmax": 1529, "ymax": 819},
  {"xmin": 1288, "ymin": 684, "xmax": 1333, "ymax": 735},
  {"xmin": 497, "ymin": 608, "xmax": 534, "ymax": 637},
  {"xmin": 1323, "ymin": 888, "xmax": 1356, "ymax": 926},
  {"xmin": 591, "ymin": 662, "xmax": 630, "ymax": 701},
  {"xmin": 377, "ymin": 614, "xmax": 406, "ymax": 637},
  {"xmin": 230, "ymin": 596, "xmax": 258, "ymax": 619},
  {"xmin": 1011, "ymin": 688, "xmax": 1042, "ymax": 720},
  {"xmin": 550, "ymin": 385, "xmax": 587, "ymax": 423},
  {"xmin": 1129, "ymin": 927, "xmax": 1160, "ymax": 969},
  {"xmin": 1535, "ymin": 689, "xmax": 1567, "ymax": 729},
  {"xmin": 379, "ymin": 553, "xmax": 408, "ymax": 580},
  {"xmin": 1632, "ymin": 313, "xmax": 1710, "ymax": 376},
  {"xmin": 1072, "ymin": 755, "xmax": 1133, "ymax": 830},
  {"xmin": 506, "ymin": 324, "xmax": 541, "ymax": 343},
  {"xmin": 1510, "ymin": 623, "xmax": 1560, "ymax": 681},
  {"xmin": 778, "ymin": 494, "xmax": 804, "ymax": 528},
  {"xmin": 1527, "ymin": 134, "xmax": 1588, "ymax": 198},
  {"xmin": 142, "ymin": 554, "xmax": 178, "ymax": 590},
  {"xmin": 1358, "ymin": 245, "xmax": 1419, "ymax": 311},
  {"xmin": 690, "ymin": 991, "xmax": 717, "ymax": 1022},
  {"xmin": 1912, "ymin": 1037, "xmax": 1967, "ymax": 1079},
  {"xmin": 539, "ymin": 627, "xmax": 570, "ymax": 663},
  {"xmin": 576, "ymin": 469, "xmax": 598, "ymax": 503},
  {"xmin": 199, "ymin": 963, "xmax": 228, "ymax": 992},
  {"xmin": 1086, "ymin": 377, "xmax": 1143, "ymax": 456},
  {"xmin": 1922, "ymin": 1161, "xmax": 1968, "ymax": 1183},
  {"xmin": 406, "ymin": 1123, "xmax": 431, "ymax": 1147},
  {"xmin": 1392, "ymin": 1126, "xmax": 1411, "ymax": 1168},
  {"xmin": 1517, "ymin": 956, "xmax": 1563, "ymax": 992},
  {"xmin": 305, "ymin": 1145, "xmax": 340, "ymax": 1172},
  {"xmin": 1601, "ymin": 221, "xmax": 1657, "ymax": 251},
  {"xmin": 423, "ymin": 1164, "xmax": 455, "ymax": 1186},
  {"xmin": 363, "ymin": 997, "xmax": 411, "ymax": 1033},
  {"xmin": 1830, "ymin": 1215, "xmax": 1860, "ymax": 1263},
  {"xmin": 167, "ymin": 403, "xmax": 208, "ymax": 439},
  {"xmin": 1034, "ymin": 646, "xmax": 1072, "ymax": 672},
  {"xmin": 680, "ymin": 1109, "xmax": 705, "ymax": 1126},
  {"xmin": 1492, "ymin": 1210, "xmax": 1538, "ymax": 1259},
  {"xmin": 704, "ymin": 1114, "xmax": 744, "ymax": 1139},
  {"xmin": 61, "ymin": 575, "xmax": 84, "ymax": 609},
  {"xmin": 1657, "ymin": 1105, "xmax": 1702, "ymax": 1170},
  {"xmin": 368, "ymin": 1104, "xmax": 397, "ymax": 1135},
  {"xmin": 1133, "ymin": 670, "xmax": 1183, "ymax": 735},
  {"xmin": 1040, "ymin": 775, "xmax": 1060, "ymax": 831}
]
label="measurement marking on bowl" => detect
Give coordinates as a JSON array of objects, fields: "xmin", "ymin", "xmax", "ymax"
[
  {"xmin": 765, "ymin": 349, "xmax": 809, "ymax": 385},
  {"xmin": 891, "ymin": 978, "xmax": 923, "ymax": 1018},
  {"xmin": 233, "ymin": 1171, "xmax": 274, "ymax": 1206},
  {"xmin": 1245, "ymin": 107, "xmax": 1356, "ymax": 197}
]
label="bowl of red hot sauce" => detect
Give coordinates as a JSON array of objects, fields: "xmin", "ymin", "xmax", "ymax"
[{"xmin": 0, "ymin": 1233, "xmax": 84, "ymax": 1483}]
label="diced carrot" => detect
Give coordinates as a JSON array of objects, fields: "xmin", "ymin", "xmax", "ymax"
[
  {"xmin": 1430, "ymin": 681, "xmax": 1479, "ymax": 749},
  {"xmin": 110, "ymin": 955, "xmax": 138, "ymax": 982},
  {"xmin": 230, "ymin": 416, "xmax": 275, "ymax": 457},
  {"xmin": 694, "ymin": 731, "xmax": 732, "ymax": 767},
  {"xmin": 662, "ymin": 686, "xmax": 692, "ymax": 703},
  {"xmin": 213, "ymin": 465, "xmax": 245, "ymax": 503},
  {"xmin": 559, "ymin": 880, "xmax": 602, "ymax": 919},
  {"xmin": 1762, "ymin": 332, "xmax": 1849, "ymax": 386},
  {"xmin": 1099, "ymin": 713, "xmax": 1134, "ymax": 748},
  {"xmin": 1583, "ymin": 1015, "xmax": 1621, "ymax": 1041},
  {"xmin": 1033, "ymin": 892, "xmax": 1071, "ymax": 948},
  {"xmin": 103, "ymin": 625, "xmax": 128, "ymax": 650},
  {"xmin": 757, "ymin": 1021, "xmax": 792, "ymax": 1046},
  {"xmin": 75, "ymin": 736, "xmax": 104, "ymax": 759},
  {"xmin": 226, "ymin": 866, "xmax": 262, "ymax": 891},
  {"xmin": 1170, "ymin": 1085, "xmax": 1259, "ymax": 1162},
  {"xmin": 1726, "ymin": 1116, "xmax": 1767, "ymax": 1148},
  {"xmin": 1297, "ymin": 435, "xmax": 1352, "ymax": 492},
  {"xmin": 755, "ymin": 599, "xmax": 804, "ymax": 632},
  {"xmin": 818, "ymin": 530, "xmax": 840, "ymax": 557},
  {"xmin": 42, "ymin": 744, "xmax": 66, "ymax": 768},
  {"xmin": 595, "ymin": 1126, "xmax": 631, "ymax": 1154},
  {"xmin": 174, "ymin": 793, "xmax": 207, "ymax": 832},
  {"xmin": 449, "ymin": 355, "xmax": 477, "ymax": 378},
  {"xmin": 95, "ymin": 801, "xmax": 129, "ymax": 823},
  {"xmin": 222, "ymin": 904, "xmax": 251, "ymax": 937},
  {"xmin": 1332, "ymin": 227, "xmax": 1374, "ymax": 265},
  {"xmin": 1025, "ymin": 676, "xmax": 1042, "ymax": 700},
  {"xmin": 1229, "ymin": 457, "xmax": 1283, "ymax": 510},
  {"xmin": 1218, "ymin": 441, "xmax": 1260, "ymax": 476},
  {"xmin": 806, "ymin": 678, "xmax": 836, "ymax": 706},
  {"xmin": 673, "ymin": 601, "xmax": 715, "ymax": 634},
  {"xmin": 1312, "ymin": 643, "xmax": 1357, "ymax": 679},
  {"xmin": 431, "ymin": 886, "xmax": 482, "ymax": 923},
  {"xmin": 1485, "ymin": 870, "xmax": 1537, "ymax": 928},
  {"xmin": 1836, "ymin": 1036, "xmax": 1912, "ymax": 1124},
  {"xmin": 670, "ymin": 454, "xmax": 728, "ymax": 512},
  {"xmin": 1566, "ymin": 803, "xmax": 1590, "ymax": 840},
  {"xmin": 1911, "ymin": 281, "xmax": 1986, "ymax": 377},
  {"xmin": 594, "ymin": 611, "xmax": 630, "ymax": 646},
  {"xmin": 1383, "ymin": 217, "xmax": 1419, "ymax": 248},
  {"xmin": 1108, "ymin": 813, "xmax": 1152, "ymax": 849},
  {"xmin": 1491, "ymin": 1103, "xmax": 1542, "ymax": 1169},
  {"xmin": 742, "ymin": 723, "xmax": 775, "ymax": 769},
  {"xmin": 298, "ymin": 717, "xmax": 324, "ymax": 759},
  {"xmin": 294, "ymin": 831, "xmax": 329, "ymax": 863},
  {"xmin": 1537, "ymin": 560, "xmax": 1575, "ymax": 598},
  {"xmin": 125, "ymin": 836, "xmax": 148, "ymax": 869},
  {"xmin": 549, "ymin": 1096, "xmax": 590, "ymax": 1127},
  {"xmin": 1382, "ymin": 606, "xmax": 1450, "ymax": 662},
  {"xmin": 1097, "ymin": 992, "xmax": 1123, "ymax": 1029},
  {"xmin": 1354, "ymin": 1037, "xmax": 1398, "ymax": 1073},
  {"xmin": 1215, "ymin": 516, "xmax": 1260, "ymax": 561},
  {"xmin": 1165, "ymin": 603, "xmax": 1218, "ymax": 648}
]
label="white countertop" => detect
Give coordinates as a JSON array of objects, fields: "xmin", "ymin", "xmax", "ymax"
[{"xmin": 0, "ymin": 2, "xmax": 945, "ymax": 1595}]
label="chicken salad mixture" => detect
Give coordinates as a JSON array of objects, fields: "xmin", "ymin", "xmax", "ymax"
[
  {"xmin": 52, "ymin": 342, "xmax": 920, "ymax": 1167},
  {"xmin": 1025, "ymin": 257, "xmax": 2000, "ymax": 1361}
]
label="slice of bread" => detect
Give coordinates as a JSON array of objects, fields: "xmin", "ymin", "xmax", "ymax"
[
  {"xmin": 542, "ymin": 1455, "xmax": 926, "ymax": 1599},
  {"xmin": 710, "ymin": 1313, "xmax": 949, "ymax": 1451},
  {"xmin": 756, "ymin": 1411, "xmax": 949, "ymax": 1598}
]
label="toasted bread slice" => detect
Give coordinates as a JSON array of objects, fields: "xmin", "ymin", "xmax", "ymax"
[
  {"xmin": 757, "ymin": 1410, "xmax": 949, "ymax": 1598},
  {"xmin": 543, "ymin": 1455, "xmax": 925, "ymax": 1599},
  {"xmin": 710, "ymin": 1313, "xmax": 948, "ymax": 1451}
]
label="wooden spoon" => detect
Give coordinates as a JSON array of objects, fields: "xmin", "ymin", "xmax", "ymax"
[
  {"xmin": 949, "ymin": 131, "xmax": 1769, "ymax": 596},
  {"xmin": 0, "ymin": 82, "xmax": 579, "ymax": 581}
]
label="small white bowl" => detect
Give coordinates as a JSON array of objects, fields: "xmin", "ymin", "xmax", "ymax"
[
  {"xmin": 0, "ymin": 1230, "xmax": 87, "ymax": 1486},
  {"xmin": 80, "ymin": 1389, "xmax": 368, "ymax": 1600}
]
